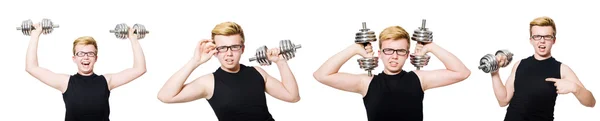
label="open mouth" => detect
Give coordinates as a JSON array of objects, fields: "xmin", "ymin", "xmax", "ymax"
[
  {"xmin": 225, "ymin": 59, "xmax": 234, "ymax": 64},
  {"xmin": 390, "ymin": 61, "xmax": 398, "ymax": 66},
  {"xmin": 538, "ymin": 45, "xmax": 546, "ymax": 52},
  {"xmin": 82, "ymin": 61, "xmax": 90, "ymax": 67}
]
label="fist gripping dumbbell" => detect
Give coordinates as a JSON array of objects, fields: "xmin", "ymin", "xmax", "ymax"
[
  {"xmin": 109, "ymin": 23, "xmax": 149, "ymax": 39},
  {"xmin": 409, "ymin": 19, "xmax": 433, "ymax": 70},
  {"xmin": 249, "ymin": 40, "xmax": 302, "ymax": 66},
  {"xmin": 478, "ymin": 50, "xmax": 514, "ymax": 73},
  {"xmin": 355, "ymin": 22, "xmax": 378, "ymax": 77},
  {"xmin": 16, "ymin": 18, "xmax": 59, "ymax": 36}
]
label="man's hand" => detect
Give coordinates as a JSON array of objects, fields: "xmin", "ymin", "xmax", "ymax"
[
  {"xmin": 193, "ymin": 39, "xmax": 218, "ymax": 63},
  {"xmin": 546, "ymin": 78, "xmax": 580, "ymax": 94}
]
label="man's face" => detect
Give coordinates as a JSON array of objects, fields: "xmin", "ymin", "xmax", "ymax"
[
  {"xmin": 530, "ymin": 26, "xmax": 555, "ymax": 58},
  {"xmin": 214, "ymin": 34, "xmax": 245, "ymax": 70},
  {"xmin": 378, "ymin": 39, "xmax": 410, "ymax": 74},
  {"xmin": 72, "ymin": 44, "xmax": 97, "ymax": 75}
]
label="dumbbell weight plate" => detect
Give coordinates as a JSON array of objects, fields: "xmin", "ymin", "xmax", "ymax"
[{"xmin": 17, "ymin": 19, "xmax": 34, "ymax": 35}]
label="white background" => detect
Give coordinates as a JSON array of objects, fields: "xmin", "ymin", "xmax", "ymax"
[{"xmin": 1, "ymin": 0, "xmax": 598, "ymax": 121}]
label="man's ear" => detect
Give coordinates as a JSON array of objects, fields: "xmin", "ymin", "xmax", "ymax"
[
  {"xmin": 72, "ymin": 56, "xmax": 76, "ymax": 63},
  {"xmin": 378, "ymin": 50, "xmax": 383, "ymax": 59},
  {"xmin": 529, "ymin": 37, "xmax": 535, "ymax": 46}
]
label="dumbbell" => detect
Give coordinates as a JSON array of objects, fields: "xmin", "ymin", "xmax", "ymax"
[
  {"xmin": 478, "ymin": 49, "xmax": 513, "ymax": 73},
  {"xmin": 109, "ymin": 23, "xmax": 149, "ymax": 39},
  {"xmin": 355, "ymin": 22, "xmax": 378, "ymax": 77},
  {"xmin": 249, "ymin": 40, "xmax": 301, "ymax": 66},
  {"xmin": 16, "ymin": 18, "xmax": 59, "ymax": 36},
  {"xmin": 409, "ymin": 19, "xmax": 433, "ymax": 70}
]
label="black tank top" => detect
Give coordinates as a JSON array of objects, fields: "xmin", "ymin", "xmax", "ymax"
[
  {"xmin": 208, "ymin": 64, "xmax": 275, "ymax": 121},
  {"xmin": 363, "ymin": 70, "xmax": 424, "ymax": 121},
  {"xmin": 505, "ymin": 56, "xmax": 561, "ymax": 121},
  {"xmin": 62, "ymin": 73, "xmax": 111, "ymax": 121}
]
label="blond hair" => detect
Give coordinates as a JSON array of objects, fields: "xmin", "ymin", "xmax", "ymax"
[
  {"xmin": 530, "ymin": 16, "xmax": 556, "ymax": 36},
  {"xmin": 378, "ymin": 26, "xmax": 411, "ymax": 48},
  {"xmin": 72, "ymin": 36, "xmax": 98, "ymax": 55},
  {"xmin": 211, "ymin": 22, "xmax": 245, "ymax": 44}
]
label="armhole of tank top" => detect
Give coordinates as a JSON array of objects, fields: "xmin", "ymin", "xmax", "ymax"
[
  {"xmin": 100, "ymin": 75, "xmax": 111, "ymax": 93},
  {"xmin": 556, "ymin": 61, "xmax": 563, "ymax": 78},
  {"xmin": 409, "ymin": 71, "xmax": 424, "ymax": 93},
  {"xmin": 62, "ymin": 76, "xmax": 73, "ymax": 94},
  {"xmin": 247, "ymin": 66, "xmax": 266, "ymax": 84},
  {"xmin": 362, "ymin": 75, "xmax": 376, "ymax": 99},
  {"xmin": 206, "ymin": 73, "xmax": 217, "ymax": 101}
]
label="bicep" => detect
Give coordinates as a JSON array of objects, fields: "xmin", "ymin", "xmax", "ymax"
[
  {"xmin": 264, "ymin": 75, "xmax": 292, "ymax": 100},
  {"xmin": 26, "ymin": 67, "xmax": 69, "ymax": 92},
  {"xmin": 561, "ymin": 64, "xmax": 585, "ymax": 87},
  {"xmin": 315, "ymin": 72, "xmax": 368, "ymax": 94},
  {"xmin": 254, "ymin": 67, "xmax": 294, "ymax": 101},
  {"xmin": 418, "ymin": 70, "xmax": 467, "ymax": 90},
  {"xmin": 106, "ymin": 68, "xmax": 146, "ymax": 90},
  {"xmin": 504, "ymin": 60, "xmax": 521, "ymax": 102},
  {"xmin": 169, "ymin": 75, "xmax": 212, "ymax": 103}
]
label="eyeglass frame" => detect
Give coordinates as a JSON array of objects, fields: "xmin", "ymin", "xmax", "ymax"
[
  {"xmin": 75, "ymin": 51, "xmax": 97, "ymax": 57},
  {"xmin": 380, "ymin": 48, "xmax": 409, "ymax": 56},
  {"xmin": 215, "ymin": 44, "xmax": 244, "ymax": 52},
  {"xmin": 531, "ymin": 34, "xmax": 555, "ymax": 41}
]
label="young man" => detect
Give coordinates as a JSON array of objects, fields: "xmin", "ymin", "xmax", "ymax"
[
  {"xmin": 313, "ymin": 25, "xmax": 471, "ymax": 121},
  {"xmin": 157, "ymin": 22, "xmax": 300, "ymax": 121},
  {"xmin": 25, "ymin": 24, "xmax": 147, "ymax": 121},
  {"xmin": 489, "ymin": 16, "xmax": 595, "ymax": 121}
]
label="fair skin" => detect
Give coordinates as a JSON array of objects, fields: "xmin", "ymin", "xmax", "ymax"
[
  {"xmin": 490, "ymin": 26, "xmax": 595, "ymax": 107},
  {"xmin": 25, "ymin": 24, "xmax": 147, "ymax": 93},
  {"xmin": 312, "ymin": 38, "xmax": 471, "ymax": 96},
  {"xmin": 157, "ymin": 34, "xmax": 300, "ymax": 103}
]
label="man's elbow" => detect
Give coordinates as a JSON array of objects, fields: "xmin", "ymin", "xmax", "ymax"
[
  {"xmin": 287, "ymin": 96, "xmax": 301, "ymax": 103},
  {"xmin": 313, "ymin": 72, "xmax": 330, "ymax": 84},
  {"xmin": 140, "ymin": 68, "xmax": 147, "ymax": 75},
  {"xmin": 157, "ymin": 95, "xmax": 174, "ymax": 104},
  {"xmin": 498, "ymin": 101, "xmax": 509, "ymax": 107},
  {"xmin": 25, "ymin": 67, "xmax": 32, "ymax": 73},
  {"xmin": 460, "ymin": 69, "xmax": 471, "ymax": 81},
  {"xmin": 25, "ymin": 67, "xmax": 37, "ymax": 75},
  {"xmin": 135, "ymin": 67, "xmax": 147, "ymax": 76},
  {"xmin": 313, "ymin": 72, "xmax": 323, "ymax": 82},
  {"xmin": 138, "ymin": 66, "xmax": 147, "ymax": 73},
  {"xmin": 584, "ymin": 101, "xmax": 595, "ymax": 108}
]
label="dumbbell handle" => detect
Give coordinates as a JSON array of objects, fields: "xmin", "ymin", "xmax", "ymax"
[
  {"xmin": 109, "ymin": 29, "xmax": 150, "ymax": 34},
  {"xmin": 478, "ymin": 65, "xmax": 486, "ymax": 70},
  {"xmin": 249, "ymin": 44, "xmax": 302, "ymax": 62},
  {"xmin": 17, "ymin": 25, "xmax": 60, "ymax": 30}
]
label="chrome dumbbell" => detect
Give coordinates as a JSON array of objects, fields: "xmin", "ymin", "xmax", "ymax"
[
  {"xmin": 410, "ymin": 19, "xmax": 433, "ymax": 70},
  {"xmin": 249, "ymin": 40, "xmax": 301, "ymax": 66},
  {"xmin": 478, "ymin": 49, "xmax": 514, "ymax": 73},
  {"xmin": 355, "ymin": 22, "xmax": 378, "ymax": 77},
  {"xmin": 16, "ymin": 18, "xmax": 59, "ymax": 36},
  {"xmin": 109, "ymin": 23, "xmax": 149, "ymax": 39}
]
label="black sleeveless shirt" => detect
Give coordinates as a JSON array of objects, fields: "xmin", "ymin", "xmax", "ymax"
[
  {"xmin": 62, "ymin": 73, "xmax": 111, "ymax": 121},
  {"xmin": 505, "ymin": 56, "xmax": 561, "ymax": 121},
  {"xmin": 363, "ymin": 70, "xmax": 424, "ymax": 121},
  {"xmin": 207, "ymin": 64, "xmax": 275, "ymax": 121}
]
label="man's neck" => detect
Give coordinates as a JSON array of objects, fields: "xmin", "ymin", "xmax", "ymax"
[
  {"xmin": 78, "ymin": 71, "xmax": 94, "ymax": 76},
  {"xmin": 221, "ymin": 65, "xmax": 241, "ymax": 73},
  {"xmin": 533, "ymin": 53, "xmax": 552, "ymax": 61},
  {"xmin": 383, "ymin": 70, "xmax": 402, "ymax": 75}
]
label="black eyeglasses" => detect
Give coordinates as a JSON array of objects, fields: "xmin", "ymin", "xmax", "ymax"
[
  {"xmin": 75, "ymin": 51, "xmax": 97, "ymax": 57},
  {"xmin": 381, "ymin": 48, "xmax": 408, "ymax": 55},
  {"xmin": 531, "ymin": 35, "xmax": 555, "ymax": 41},
  {"xmin": 215, "ymin": 45, "xmax": 244, "ymax": 52}
]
